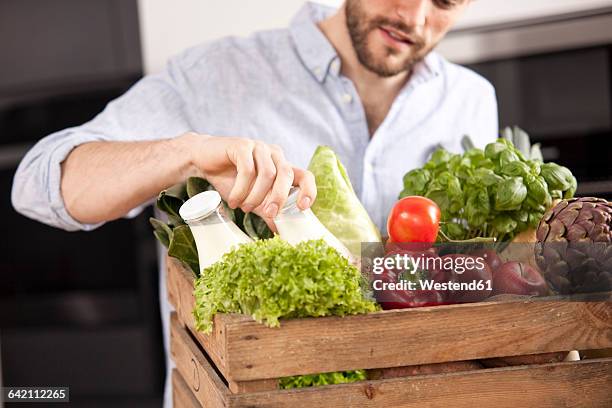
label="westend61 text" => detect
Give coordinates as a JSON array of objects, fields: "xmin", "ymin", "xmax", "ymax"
[{"xmin": 372, "ymin": 279, "xmax": 493, "ymax": 292}]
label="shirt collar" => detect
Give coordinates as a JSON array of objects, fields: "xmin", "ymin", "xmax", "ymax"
[
  {"xmin": 412, "ymin": 52, "xmax": 442, "ymax": 85},
  {"xmin": 290, "ymin": 2, "xmax": 442, "ymax": 84},
  {"xmin": 290, "ymin": 2, "xmax": 339, "ymax": 83}
]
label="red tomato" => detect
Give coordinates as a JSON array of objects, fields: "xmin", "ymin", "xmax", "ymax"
[{"xmin": 387, "ymin": 196, "xmax": 441, "ymax": 243}]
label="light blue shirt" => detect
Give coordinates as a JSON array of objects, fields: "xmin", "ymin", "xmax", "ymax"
[
  {"xmin": 13, "ymin": 2, "xmax": 497, "ymax": 234},
  {"xmin": 11, "ymin": 2, "xmax": 497, "ymax": 406}
]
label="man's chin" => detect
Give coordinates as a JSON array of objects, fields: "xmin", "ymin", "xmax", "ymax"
[
  {"xmin": 362, "ymin": 57, "xmax": 414, "ymax": 78},
  {"xmin": 362, "ymin": 46, "xmax": 422, "ymax": 77}
]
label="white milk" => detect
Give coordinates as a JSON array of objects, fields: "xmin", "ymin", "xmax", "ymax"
[
  {"xmin": 190, "ymin": 220, "xmax": 253, "ymax": 271},
  {"xmin": 179, "ymin": 191, "xmax": 253, "ymax": 273},
  {"xmin": 275, "ymin": 209, "xmax": 353, "ymax": 261}
]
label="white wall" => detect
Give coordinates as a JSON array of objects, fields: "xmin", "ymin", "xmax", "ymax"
[
  {"xmin": 455, "ymin": 0, "xmax": 612, "ymax": 30},
  {"xmin": 137, "ymin": 0, "xmax": 612, "ymax": 74},
  {"xmin": 137, "ymin": 0, "xmax": 341, "ymax": 74}
]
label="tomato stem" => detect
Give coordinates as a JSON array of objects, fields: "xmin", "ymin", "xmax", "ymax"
[{"xmin": 437, "ymin": 229, "xmax": 497, "ymax": 244}]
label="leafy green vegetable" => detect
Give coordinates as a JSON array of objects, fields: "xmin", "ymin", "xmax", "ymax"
[
  {"xmin": 193, "ymin": 237, "xmax": 379, "ymax": 333},
  {"xmin": 156, "ymin": 183, "xmax": 188, "ymax": 226},
  {"xmin": 149, "ymin": 217, "xmax": 173, "ymax": 248},
  {"xmin": 494, "ymin": 177, "xmax": 527, "ymax": 211},
  {"xmin": 400, "ymin": 127, "xmax": 577, "ymax": 243},
  {"xmin": 151, "ymin": 177, "xmax": 273, "ymax": 275},
  {"xmin": 186, "ymin": 177, "xmax": 210, "ymax": 198},
  {"xmin": 279, "ymin": 370, "xmax": 366, "ymax": 389},
  {"xmin": 243, "ymin": 212, "xmax": 273, "ymax": 240},
  {"xmin": 307, "ymin": 146, "xmax": 381, "ymax": 257},
  {"xmin": 168, "ymin": 225, "xmax": 199, "ymax": 274}
]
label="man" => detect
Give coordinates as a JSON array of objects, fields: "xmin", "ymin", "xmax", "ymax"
[{"xmin": 12, "ymin": 0, "xmax": 497, "ymax": 405}]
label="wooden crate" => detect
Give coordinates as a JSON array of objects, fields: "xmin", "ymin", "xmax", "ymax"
[{"xmin": 166, "ymin": 256, "xmax": 612, "ymax": 408}]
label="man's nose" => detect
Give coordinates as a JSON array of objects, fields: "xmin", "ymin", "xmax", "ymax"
[{"xmin": 395, "ymin": 0, "xmax": 430, "ymax": 28}]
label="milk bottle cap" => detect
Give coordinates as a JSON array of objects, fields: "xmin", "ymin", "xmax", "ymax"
[{"xmin": 179, "ymin": 190, "xmax": 222, "ymax": 221}]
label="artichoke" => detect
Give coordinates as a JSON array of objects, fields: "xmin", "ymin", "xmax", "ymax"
[{"xmin": 535, "ymin": 197, "xmax": 612, "ymax": 294}]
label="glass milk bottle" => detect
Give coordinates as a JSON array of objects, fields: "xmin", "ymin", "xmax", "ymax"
[
  {"xmin": 179, "ymin": 191, "xmax": 253, "ymax": 272},
  {"xmin": 274, "ymin": 187, "xmax": 354, "ymax": 261}
]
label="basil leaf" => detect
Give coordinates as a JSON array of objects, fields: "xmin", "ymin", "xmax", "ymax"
[
  {"xmin": 491, "ymin": 214, "xmax": 518, "ymax": 234},
  {"xmin": 500, "ymin": 161, "xmax": 531, "ymax": 177},
  {"xmin": 541, "ymin": 163, "xmax": 574, "ymax": 191},
  {"xmin": 471, "ymin": 168, "xmax": 503, "ymax": 187},
  {"xmin": 484, "ymin": 142, "xmax": 507, "ymax": 161},
  {"xmin": 527, "ymin": 177, "xmax": 551, "ymax": 207},
  {"xmin": 494, "ymin": 177, "xmax": 527, "ymax": 211},
  {"xmin": 465, "ymin": 187, "xmax": 490, "ymax": 226},
  {"xmin": 499, "ymin": 149, "xmax": 521, "ymax": 167},
  {"xmin": 401, "ymin": 168, "xmax": 431, "ymax": 196}
]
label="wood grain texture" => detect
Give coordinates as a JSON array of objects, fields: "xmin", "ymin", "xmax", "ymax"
[
  {"xmin": 167, "ymin": 256, "xmax": 612, "ymax": 381},
  {"xmin": 224, "ymin": 299, "xmax": 610, "ymax": 380},
  {"xmin": 172, "ymin": 370, "xmax": 203, "ymax": 408},
  {"xmin": 171, "ymin": 316, "xmax": 612, "ymax": 408},
  {"xmin": 167, "ymin": 257, "xmax": 230, "ymax": 377},
  {"xmin": 231, "ymin": 358, "xmax": 612, "ymax": 408},
  {"xmin": 228, "ymin": 379, "xmax": 278, "ymax": 394},
  {"xmin": 170, "ymin": 313, "xmax": 228, "ymax": 408}
]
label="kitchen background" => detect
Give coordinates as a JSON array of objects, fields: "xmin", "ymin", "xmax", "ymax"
[{"xmin": 1, "ymin": 0, "xmax": 611, "ymax": 407}]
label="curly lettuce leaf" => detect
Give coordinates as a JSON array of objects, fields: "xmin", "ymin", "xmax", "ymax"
[
  {"xmin": 279, "ymin": 370, "xmax": 366, "ymax": 389},
  {"xmin": 193, "ymin": 237, "xmax": 379, "ymax": 333}
]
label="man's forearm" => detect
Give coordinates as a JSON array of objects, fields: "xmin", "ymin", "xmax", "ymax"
[{"xmin": 60, "ymin": 135, "xmax": 199, "ymax": 224}]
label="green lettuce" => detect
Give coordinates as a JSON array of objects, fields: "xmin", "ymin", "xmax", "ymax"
[
  {"xmin": 193, "ymin": 237, "xmax": 379, "ymax": 334},
  {"xmin": 279, "ymin": 370, "xmax": 366, "ymax": 389},
  {"xmin": 307, "ymin": 146, "xmax": 381, "ymax": 257}
]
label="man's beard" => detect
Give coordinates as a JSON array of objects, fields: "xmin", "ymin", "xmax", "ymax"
[{"xmin": 345, "ymin": 0, "xmax": 428, "ymax": 77}]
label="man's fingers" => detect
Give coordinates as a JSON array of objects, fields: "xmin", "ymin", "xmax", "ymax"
[
  {"xmin": 261, "ymin": 216, "xmax": 278, "ymax": 233},
  {"xmin": 241, "ymin": 143, "xmax": 276, "ymax": 212},
  {"xmin": 293, "ymin": 168, "xmax": 317, "ymax": 210},
  {"xmin": 262, "ymin": 149, "xmax": 294, "ymax": 218},
  {"xmin": 227, "ymin": 143, "xmax": 256, "ymax": 208}
]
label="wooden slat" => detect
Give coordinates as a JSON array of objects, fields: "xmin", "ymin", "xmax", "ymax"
[
  {"xmin": 168, "ymin": 256, "xmax": 612, "ymax": 381},
  {"xmin": 170, "ymin": 313, "xmax": 228, "ymax": 408},
  {"xmin": 173, "ymin": 370, "xmax": 202, "ymax": 408},
  {"xmin": 223, "ymin": 298, "xmax": 611, "ymax": 380},
  {"xmin": 231, "ymin": 359, "xmax": 612, "ymax": 408},
  {"xmin": 171, "ymin": 314, "xmax": 612, "ymax": 407},
  {"xmin": 228, "ymin": 379, "xmax": 278, "ymax": 394},
  {"xmin": 167, "ymin": 257, "xmax": 230, "ymax": 376}
]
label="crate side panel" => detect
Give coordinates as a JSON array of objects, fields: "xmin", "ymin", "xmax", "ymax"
[
  {"xmin": 224, "ymin": 299, "xmax": 611, "ymax": 380},
  {"xmin": 170, "ymin": 313, "xmax": 229, "ymax": 408},
  {"xmin": 173, "ymin": 370, "xmax": 202, "ymax": 408},
  {"xmin": 231, "ymin": 358, "xmax": 612, "ymax": 408}
]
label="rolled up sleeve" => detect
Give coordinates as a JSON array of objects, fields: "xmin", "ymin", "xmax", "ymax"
[{"xmin": 11, "ymin": 54, "xmax": 196, "ymax": 231}]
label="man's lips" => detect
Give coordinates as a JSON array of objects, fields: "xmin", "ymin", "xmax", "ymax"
[{"xmin": 378, "ymin": 26, "xmax": 415, "ymax": 47}]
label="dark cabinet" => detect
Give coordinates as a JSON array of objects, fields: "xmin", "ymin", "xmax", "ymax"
[{"xmin": 0, "ymin": 0, "xmax": 141, "ymax": 107}]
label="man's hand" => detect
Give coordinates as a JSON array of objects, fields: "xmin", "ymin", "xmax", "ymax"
[
  {"xmin": 58, "ymin": 132, "xmax": 315, "ymax": 225},
  {"xmin": 181, "ymin": 133, "xmax": 316, "ymax": 219}
]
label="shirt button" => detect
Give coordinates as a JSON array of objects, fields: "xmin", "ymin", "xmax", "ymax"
[
  {"xmin": 331, "ymin": 60, "xmax": 340, "ymax": 72},
  {"xmin": 365, "ymin": 162, "xmax": 374, "ymax": 172},
  {"xmin": 342, "ymin": 93, "xmax": 353, "ymax": 104},
  {"xmin": 313, "ymin": 67, "xmax": 322, "ymax": 76}
]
